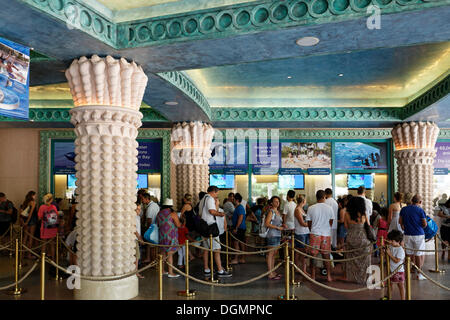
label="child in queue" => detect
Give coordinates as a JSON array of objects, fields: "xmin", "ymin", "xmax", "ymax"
[{"xmin": 383, "ymin": 230, "xmax": 405, "ymax": 300}]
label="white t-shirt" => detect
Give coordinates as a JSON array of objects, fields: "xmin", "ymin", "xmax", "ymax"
[
  {"xmin": 283, "ymin": 201, "xmax": 297, "ymax": 230},
  {"xmin": 358, "ymin": 195, "xmax": 373, "ymax": 223},
  {"xmin": 305, "ymin": 202, "xmax": 334, "ymax": 237},
  {"xmin": 200, "ymin": 194, "xmax": 217, "ymax": 226},
  {"xmin": 216, "ymin": 208, "xmax": 226, "ymax": 235},
  {"xmin": 294, "ymin": 209, "xmax": 309, "ymax": 235},
  {"xmin": 325, "ymin": 197, "xmax": 339, "ymax": 230},
  {"xmin": 389, "ymin": 245, "xmax": 405, "ymax": 273},
  {"xmin": 146, "ymin": 201, "xmax": 160, "ymax": 223},
  {"xmin": 136, "ymin": 215, "xmax": 141, "ymax": 236},
  {"xmin": 223, "ymin": 201, "xmax": 235, "ymax": 226}
]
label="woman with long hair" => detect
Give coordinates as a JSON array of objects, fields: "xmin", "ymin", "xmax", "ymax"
[
  {"xmin": 265, "ymin": 196, "xmax": 286, "ymax": 280},
  {"xmin": 388, "ymin": 192, "xmax": 405, "ymax": 233},
  {"xmin": 293, "ymin": 195, "xmax": 309, "ymax": 275},
  {"xmin": 20, "ymin": 191, "xmax": 38, "ymax": 259}
]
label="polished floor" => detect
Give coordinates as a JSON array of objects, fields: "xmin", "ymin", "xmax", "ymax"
[{"xmin": 0, "ymin": 247, "xmax": 449, "ymax": 300}]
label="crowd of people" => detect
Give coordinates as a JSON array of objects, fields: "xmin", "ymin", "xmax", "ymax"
[{"xmin": 0, "ymin": 185, "xmax": 449, "ymax": 300}]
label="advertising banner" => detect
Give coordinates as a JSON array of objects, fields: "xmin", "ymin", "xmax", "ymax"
[
  {"xmin": 335, "ymin": 142, "xmax": 387, "ymax": 170},
  {"xmin": 0, "ymin": 37, "xmax": 30, "ymax": 120},
  {"xmin": 137, "ymin": 140, "xmax": 162, "ymax": 172},
  {"xmin": 280, "ymin": 142, "xmax": 331, "ymax": 175},
  {"xmin": 209, "ymin": 141, "xmax": 247, "ymax": 174},
  {"xmin": 251, "ymin": 142, "xmax": 279, "ymax": 175},
  {"xmin": 434, "ymin": 142, "xmax": 450, "ymax": 175}
]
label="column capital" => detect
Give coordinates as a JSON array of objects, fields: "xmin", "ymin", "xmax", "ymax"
[{"xmin": 391, "ymin": 121, "xmax": 439, "ymax": 151}]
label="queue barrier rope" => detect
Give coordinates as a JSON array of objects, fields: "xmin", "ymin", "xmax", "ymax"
[
  {"xmin": 411, "ymin": 262, "xmax": 450, "ymax": 291},
  {"xmin": 293, "ymin": 237, "xmax": 376, "ymax": 253},
  {"xmin": 165, "ymin": 260, "xmax": 284, "ymax": 287},
  {"xmin": 190, "ymin": 242, "xmax": 282, "ymax": 256},
  {"xmin": 0, "ymin": 225, "xmax": 12, "ymax": 240},
  {"xmin": 292, "ymin": 245, "xmax": 380, "ymax": 263},
  {"xmin": 227, "ymin": 231, "xmax": 272, "ymax": 249},
  {"xmin": 292, "ymin": 261, "xmax": 403, "ymax": 293},
  {"xmin": 0, "ymin": 241, "xmax": 13, "ymax": 251},
  {"xmin": 137, "ymin": 239, "xmax": 203, "ymax": 248},
  {"xmin": 0, "ymin": 260, "xmax": 40, "ymax": 291}
]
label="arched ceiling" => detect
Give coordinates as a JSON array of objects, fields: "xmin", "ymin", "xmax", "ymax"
[{"xmin": 0, "ymin": 0, "xmax": 449, "ymax": 128}]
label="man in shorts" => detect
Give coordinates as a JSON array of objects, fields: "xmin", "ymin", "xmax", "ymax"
[
  {"xmin": 399, "ymin": 194, "xmax": 427, "ymax": 280},
  {"xmin": 306, "ymin": 190, "xmax": 334, "ymax": 282},
  {"xmin": 200, "ymin": 185, "xmax": 232, "ymax": 278}
]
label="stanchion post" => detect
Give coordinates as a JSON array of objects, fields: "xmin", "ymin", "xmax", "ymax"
[
  {"xmin": 5, "ymin": 239, "xmax": 25, "ymax": 295},
  {"xmin": 19, "ymin": 226, "xmax": 23, "ymax": 270},
  {"xmin": 9, "ymin": 225, "xmax": 13, "ymax": 257},
  {"xmin": 290, "ymin": 232, "xmax": 300, "ymax": 286},
  {"xmin": 226, "ymin": 231, "xmax": 232, "ymax": 272},
  {"xmin": 177, "ymin": 240, "xmax": 196, "ymax": 297},
  {"xmin": 40, "ymin": 252, "xmax": 45, "ymax": 300},
  {"xmin": 209, "ymin": 234, "xmax": 218, "ymax": 283},
  {"xmin": 380, "ymin": 237, "xmax": 385, "ymax": 288},
  {"xmin": 405, "ymin": 257, "xmax": 411, "ymax": 300},
  {"xmin": 429, "ymin": 235, "xmax": 445, "ymax": 273},
  {"xmin": 158, "ymin": 254, "xmax": 163, "ymax": 300},
  {"xmin": 385, "ymin": 247, "xmax": 392, "ymax": 300},
  {"xmin": 278, "ymin": 242, "xmax": 295, "ymax": 300},
  {"xmin": 54, "ymin": 234, "xmax": 62, "ymax": 280}
]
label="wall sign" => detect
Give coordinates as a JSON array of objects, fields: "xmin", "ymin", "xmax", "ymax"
[
  {"xmin": 209, "ymin": 141, "xmax": 248, "ymax": 174},
  {"xmin": 335, "ymin": 142, "xmax": 387, "ymax": 170},
  {"xmin": 434, "ymin": 142, "xmax": 450, "ymax": 175}
]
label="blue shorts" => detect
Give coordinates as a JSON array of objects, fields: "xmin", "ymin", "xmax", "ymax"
[
  {"xmin": 294, "ymin": 233, "xmax": 309, "ymax": 249},
  {"xmin": 266, "ymin": 236, "xmax": 281, "ymax": 247}
]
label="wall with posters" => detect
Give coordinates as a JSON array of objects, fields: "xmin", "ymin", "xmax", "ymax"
[
  {"xmin": 434, "ymin": 142, "xmax": 450, "ymax": 175},
  {"xmin": 0, "ymin": 37, "xmax": 30, "ymax": 120}
]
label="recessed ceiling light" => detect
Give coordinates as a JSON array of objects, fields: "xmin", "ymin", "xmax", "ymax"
[
  {"xmin": 287, "ymin": 76, "xmax": 292, "ymax": 79},
  {"xmin": 164, "ymin": 101, "xmax": 178, "ymax": 106},
  {"xmin": 296, "ymin": 37, "xmax": 320, "ymax": 47},
  {"xmin": 338, "ymin": 73, "xmax": 344, "ymax": 77}
]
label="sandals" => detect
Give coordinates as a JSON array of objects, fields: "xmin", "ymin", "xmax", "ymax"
[{"xmin": 269, "ymin": 275, "xmax": 282, "ymax": 280}]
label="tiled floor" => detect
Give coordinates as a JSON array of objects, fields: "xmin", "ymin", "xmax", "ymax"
[{"xmin": 0, "ymin": 249, "xmax": 449, "ymax": 300}]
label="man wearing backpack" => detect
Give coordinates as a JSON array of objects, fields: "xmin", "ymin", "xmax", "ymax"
[{"xmin": 199, "ymin": 186, "xmax": 232, "ymax": 278}]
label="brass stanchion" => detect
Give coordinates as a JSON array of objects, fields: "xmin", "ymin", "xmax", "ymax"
[
  {"xmin": 290, "ymin": 232, "xmax": 301, "ymax": 286},
  {"xmin": 278, "ymin": 242, "xmax": 297, "ymax": 300},
  {"xmin": 385, "ymin": 247, "xmax": 392, "ymax": 300},
  {"xmin": 209, "ymin": 234, "xmax": 218, "ymax": 283},
  {"xmin": 429, "ymin": 235, "xmax": 445, "ymax": 273},
  {"xmin": 177, "ymin": 240, "xmax": 196, "ymax": 297},
  {"xmin": 225, "ymin": 231, "xmax": 232, "ymax": 272},
  {"xmin": 54, "ymin": 234, "xmax": 62, "ymax": 281},
  {"xmin": 5, "ymin": 239, "xmax": 26, "ymax": 295},
  {"xmin": 9, "ymin": 225, "xmax": 13, "ymax": 257},
  {"xmin": 158, "ymin": 254, "xmax": 163, "ymax": 300},
  {"xmin": 40, "ymin": 252, "xmax": 45, "ymax": 300},
  {"xmin": 380, "ymin": 237, "xmax": 385, "ymax": 289},
  {"xmin": 405, "ymin": 257, "xmax": 411, "ymax": 300}
]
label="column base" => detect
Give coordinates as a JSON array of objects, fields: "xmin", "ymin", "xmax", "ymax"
[{"xmin": 74, "ymin": 275, "xmax": 138, "ymax": 300}]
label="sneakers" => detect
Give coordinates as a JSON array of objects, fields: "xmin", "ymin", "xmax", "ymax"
[
  {"xmin": 204, "ymin": 269, "xmax": 211, "ymax": 276},
  {"xmin": 216, "ymin": 270, "xmax": 232, "ymax": 278},
  {"xmin": 168, "ymin": 274, "xmax": 180, "ymax": 278},
  {"xmin": 417, "ymin": 274, "xmax": 426, "ymax": 281}
]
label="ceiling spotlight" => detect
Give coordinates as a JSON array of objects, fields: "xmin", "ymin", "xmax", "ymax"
[
  {"xmin": 296, "ymin": 37, "xmax": 320, "ymax": 47},
  {"xmin": 164, "ymin": 101, "xmax": 178, "ymax": 106},
  {"xmin": 287, "ymin": 76, "xmax": 292, "ymax": 79},
  {"xmin": 338, "ymin": 73, "xmax": 344, "ymax": 77}
]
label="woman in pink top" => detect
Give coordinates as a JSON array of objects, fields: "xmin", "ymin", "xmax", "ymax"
[{"xmin": 38, "ymin": 193, "xmax": 59, "ymax": 259}]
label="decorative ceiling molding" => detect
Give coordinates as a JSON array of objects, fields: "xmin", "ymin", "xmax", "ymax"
[
  {"xmin": 20, "ymin": 0, "xmax": 450, "ymax": 49},
  {"xmin": 157, "ymin": 71, "xmax": 211, "ymax": 119}
]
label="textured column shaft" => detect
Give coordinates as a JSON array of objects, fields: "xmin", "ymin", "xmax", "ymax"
[
  {"xmin": 172, "ymin": 122, "xmax": 214, "ymax": 208},
  {"xmin": 392, "ymin": 122, "xmax": 439, "ymax": 215},
  {"xmin": 66, "ymin": 55, "xmax": 147, "ymax": 300}
]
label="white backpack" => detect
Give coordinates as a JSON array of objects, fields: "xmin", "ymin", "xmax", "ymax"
[{"xmin": 259, "ymin": 209, "xmax": 274, "ymax": 238}]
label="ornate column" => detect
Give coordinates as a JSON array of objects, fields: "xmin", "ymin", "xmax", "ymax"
[
  {"xmin": 171, "ymin": 122, "xmax": 214, "ymax": 208},
  {"xmin": 66, "ymin": 55, "xmax": 147, "ymax": 300},
  {"xmin": 391, "ymin": 122, "xmax": 440, "ymax": 215}
]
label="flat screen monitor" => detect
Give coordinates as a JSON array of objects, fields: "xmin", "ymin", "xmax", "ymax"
[
  {"xmin": 347, "ymin": 174, "xmax": 374, "ymax": 190},
  {"xmin": 137, "ymin": 174, "xmax": 148, "ymax": 189},
  {"xmin": 67, "ymin": 174, "xmax": 77, "ymax": 189},
  {"xmin": 209, "ymin": 174, "xmax": 235, "ymax": 189},
  {"xmin": 278, "ymin": 175, "xmax": 305, "ymax": 190}
]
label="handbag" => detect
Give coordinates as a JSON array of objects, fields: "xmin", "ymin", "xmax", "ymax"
[
  {"xmin": 195, "ymin": 195, "xmax": 219, "ymax": 238},
  {"xmin": 20, "ymin": 206, "xmax": 30, "ymax": 218},
  {"xmin": 424, "ymin": 216, "xmax": 438, "ymax": 240},
  {"xmin": 364, "ymin": 222, "xmax": 377, "ymax": 242},
  {"xmin": 144, "ymin": 223, "xmax": 159, "ymax": 244}
]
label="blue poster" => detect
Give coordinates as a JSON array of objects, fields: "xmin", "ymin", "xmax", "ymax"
[
  {"xmin": 251, "ymin": 142, "xmax": 280, "ymax": 175},
  {"xmin": 0, "ymin": 37, "xmax": 30, "ymax": 120},
  {"xmin": 53, "ymin": 140, "xmax": 162, "ymax": 174},
  {"xmin": 434, "ymin": 142, "xmax": 450, "ymax": 175},
  {"xmin": 335, "ymin": 142, "xmax": 387, "ymax": 170},
  {"xmin": 137, "ymin": 140, "xmax": 161, "ymax": 172},
  {"xmin": 209, "ymin": 141, "xmax": 247, "ymax": 174}
]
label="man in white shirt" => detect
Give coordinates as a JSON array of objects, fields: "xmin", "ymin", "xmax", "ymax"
[
  {"xmin": 306, "ymin": 190, "xmax": 334, "ymax": 282},
  {"xmin": 200, "ymin": 185, "xmax": 232, "ymax": 278},
  {"xmin": 324, "ymin": 188, "xmax": 339, "ymax": 249},
  {"xmin": 357, "ymin": 186, "xmax": 373, "ymax": 226},
  {"xmin": 283, "ymin": 190, "xmax": 297, "ymax": 231}
]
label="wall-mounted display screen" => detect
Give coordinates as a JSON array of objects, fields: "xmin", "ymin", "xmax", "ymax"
[
  {"xmin": 209, "ymin": 174, "xmax": 235, "ymax": 189},
  {"xmin": 137, "ymin": 174, "xmax": 148, "ymax": 189},
  {"xmin": 348, "ymin": 174, "xmax": 374, "ymax": 189},
  {"xmin": 67, "ymin": 174, "xmax": 77, "ymax": 189},
  {"xmin": 335, "ymin": 142, "xmax": 387, "ymax": 170},
  {"xmin": 278, "ymin": 175, "xmax": 305, "ymax": 190}
]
